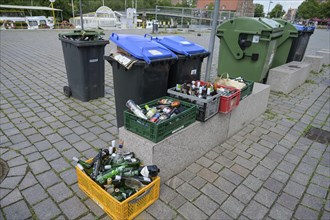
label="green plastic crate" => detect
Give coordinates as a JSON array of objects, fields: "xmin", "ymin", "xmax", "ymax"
[
  {"xmin": 239, "ymin": 79, "xmax": 254, "ymax": 100},
  {"xmin": 124, "ymin": 96, "xmax": 197, "ymax": 143},
  {"xmin": 229, "ymin": 78, "xmax": 254, "ymax": 101}
]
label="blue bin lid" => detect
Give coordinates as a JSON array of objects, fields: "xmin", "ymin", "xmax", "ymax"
[
  {"xmin": 293, "ymin": 24, "xmax": 315, "ymax": 32},
  {"xmin": 109, "ymin": 33, "xmax": 177, "ymax": 64},
  {"xmin": 155, "ymin": 35, "xmax": 208, "ymax": 56}
]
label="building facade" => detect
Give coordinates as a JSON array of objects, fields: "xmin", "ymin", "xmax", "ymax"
[{"xmin": 196, "ymin": 0, "xmax": 254, "ymax": 16}]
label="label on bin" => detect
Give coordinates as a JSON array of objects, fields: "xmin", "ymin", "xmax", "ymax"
[
  {"xmin": 148, "ymin": 50, "xmax": 163, "ymax": 55},
  {"xmin": 252, "ymin": 35, "xmax": 260, "ymax": 43},
  {"xmin": 89, "ymin": 59, "xmax": 99, "ymax": 63},
  {"xmin": 179, "ymin": 41, "xmax": 191, "ymax": 45},
  {"xmin": 191, "ymin": 69, "xmax": 197, "ymax": 75}
]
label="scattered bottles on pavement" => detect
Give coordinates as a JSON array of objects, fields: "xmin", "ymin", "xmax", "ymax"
[{"xmin": 72, "ymin": 139, "xmax": 160, "ymax": 202}]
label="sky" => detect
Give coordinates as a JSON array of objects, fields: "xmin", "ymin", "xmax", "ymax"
[{"xmin": 253, "ymin": 0, "xmax": 304, "ymax": 13}]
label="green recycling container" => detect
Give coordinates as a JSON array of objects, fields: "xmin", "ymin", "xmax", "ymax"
[
  {"xmin": 217, "ymin": 17, "xmax": 284, "ymax": 82},
  {"xmin": 271, "ymin": 19, "xmax": 298, "ymax": 68}
]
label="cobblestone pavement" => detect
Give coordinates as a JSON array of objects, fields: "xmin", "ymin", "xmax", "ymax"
[{"xmin": 1, "ymin": 29, "xmax": 329, "ymax": 220}]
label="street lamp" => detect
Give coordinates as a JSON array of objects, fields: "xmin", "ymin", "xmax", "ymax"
[{"xmin": 267, "ymin": 0, "xmax": 273, "ymax": 17}]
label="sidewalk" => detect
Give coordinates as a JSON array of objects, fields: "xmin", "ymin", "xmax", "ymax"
[{"xmin": 0, "ymin": 29, "xmax": 329, "ymax": 220}]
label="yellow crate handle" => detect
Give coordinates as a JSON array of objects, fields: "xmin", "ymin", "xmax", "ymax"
[{"xmin": 128, "ymin": 185, "xmax": 153, "ymax": 204}]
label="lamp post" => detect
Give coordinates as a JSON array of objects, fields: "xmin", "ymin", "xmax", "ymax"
[
  {"xmin": 267, "ymin": 0, "xmax": 273, "ymax": 18},
  {"xmin": 49, "ymin": 0, "xmax": 56, "ymax": 25}
]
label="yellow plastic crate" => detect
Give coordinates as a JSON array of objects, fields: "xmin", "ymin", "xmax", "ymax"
[{"xmin": 75, "ymin": 159, "xmax": 160, "ymax": 220}]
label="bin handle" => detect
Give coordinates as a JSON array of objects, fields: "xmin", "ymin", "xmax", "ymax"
[
  {"xmin": 144, "ymin": 34, "xmax": 154, "ymax": 40},
  {"xmin": 111, "ymin": 33, "xmax": 119, "ymax": 40}
]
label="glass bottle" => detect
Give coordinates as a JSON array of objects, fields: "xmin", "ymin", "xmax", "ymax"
[
  {"xmin": 96, "ymin": 165, "xmax": 126, "ymax": 184},
  {"xmin": 126, "ymin": 100, "xmax": 148, "ymax": 120}
]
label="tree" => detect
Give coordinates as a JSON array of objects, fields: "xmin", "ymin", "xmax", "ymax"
[
  {"xmin": 318, "ymin": 0, "xmax": 330, "ymax": 19},
  {"xmin": 254, "ymin": 3, "xmax": 264, "ymax": 17},
  {"xmin": 269, "ymin": 4, "xmax": 285, "ymax": 18},
  {"xmin": 296, "ymin": 0, "xmax": 320, "ymax": 19}
]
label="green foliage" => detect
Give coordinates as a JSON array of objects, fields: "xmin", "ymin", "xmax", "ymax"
[
  {"xmin": 318, "ymin": 1, "xmax": 330, "ymax": 19},
  {"xmin": 269, "ymin": 4, "xmax": 285, "ymax": 18},
  {"xmin": 296, "ymin": 0, "xmax": 320, "ymax": 19},
  {"xmin": 254, "ymin": 3, "xmax": 264, "ymax": 17}
]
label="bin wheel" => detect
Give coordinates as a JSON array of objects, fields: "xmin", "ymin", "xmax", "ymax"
[{"xmin": 63, "ymin": 86, "xmax": 72, "ymax": 97}]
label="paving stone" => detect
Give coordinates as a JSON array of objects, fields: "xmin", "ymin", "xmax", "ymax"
[
  {"xmin": 234, "ymin": 156, "xmax": 256, "ymax": 170},
  {"xmin": 0, "ymin": 188, "xmax": 23, "ymax": 207},
  {"xmin": 219, "ymin": 168, "xmax": 243, "ymax": 185},
  {"xmin": 41, "ymin": 148, "xmax": 61, "ymax": 161},
  {"xmin": 33, "ymin": 198, "xmax": 61, "ymax": 220},
  {"xmin": 1, "ymin": 150, "xmax": 20, "ymax": 160},
  {"xmin": 61, "ymin": 148, "xmax": 81, "ymax": 162},
  {"xmin": 213, "ymin": 176, "xmax": 236, "ymax": 194},
  {"xmin": 232, "ymin": 185, "xmax": 255, "ymax": 204},
  {"xmin": 0, "ymin": 176, "xmax": 23, "ymax": 189},
  {"xmin": 204, "ymin": 150, "xmax": 219, "ymax": 160},
  {"xmin": 19, "ymin": 172, "xmax": 38, "ymax": 190},
  {"xmin": 166, "ymin": 176, "xmax": 184, "ymax": 189},
  {"xmin": 291, "ymin": 171, "xmax": 310, "ymax": 186},
  {"xmin": 243, "ymin": 175, "xmax": 263, "ymax": 192},
  {"xmin": 193, "ymin": 194, "xmax": 219, "ymax": 216},
  {"xmin": 252, "ymin": 165, "xmax": 272, "ymax": 181},
  {"xmin": 160, "ymin": 185, "xmax": 178, "ymax": 204},
  {"xmin": 26, "ymin": 151, "xmax": 43, "ymax": 162},
  {"xmin": 177, "ymin": 169, "xmax": 196, "ymax": 182},
  {"xmin": 84, "ymin": 199, "xmax": 105, "ymax": 217},
  {"xmin": 215, "ymin": 155, "xmax": 234, "ymax": 168},
  {"xmin": 254, "ymin": 187, "xmax": 277, "ymax": 208},
  {"xmin": 321, "ymin": 211, "xmax": 330, "ymax": 220},
  {"xmin": 177, "ymin": 202, "xmax": 208, "ymax": 220},
  {"xmin": 294, "ymin": 205, "xmax": 319, "ymax": 220},
  {"xmin": 46, "ymin": 133, "xmax": 63, "ymax": 144},
  {"xmin": 271, "ymin": 169, "xmax": 290, "ymax": 183},
  {"xmin": 189, "ymin": 176, "xmax": 207, "ymax": 189},
  {"xmin": 220, "ymin": 196, "xmax": 244, "ymax": 219},
  {"xmin": 209, "ymin": 209, "xmax": 233, "ymax": 220},
  {"xmin": 7, "ymin": 164, "xmax": 27, "ymax": 176},
  {"xmin": 277, "ymin": 160, "xmax": 296, "ymax": 175},
  {"xmin": 147, "ymin": 200, "xmax": 176, "ymax": 219},
  {"xmin": 36, "ymin": 170, "xmax": 61, "ymax": 188},
  {"xmin": 230, "ymin": 164, "xmax": 250, "ymax": 177},
  {"xmin": 311, "ymin": 174, "xmax": 330, "ymax": 188},
  {"xmin": 135, "ymin": 211, "xmax": 155, "ymax": 220},
  {"xmin": 306, "ymin": 183, "xmax": 328, "ymax": 199},
  {"xmin": 7, "ymin": 155, "xmax": 26, "ymax": 167},
  {"xmin": 263, "ymin": 177, "xmax": 284, "ymax": 194},
  {"xmin": 186, "ymin": 163, "xmax": 203, "ymax": 174},
  {"xmin": 49, "ymin": 157, "xmax": 71, "ymax": 173},
  {"xmin": 201, "ymin": 183, "xmax": 228, "ymax": 205},
  {"xmin": 269, "ymin": 203, "xmax": 293, "ymax": 220},
  {"xmin": 60, "ymin": 168, "xmax": 77, "ymax": 185},
  {"xmin": 222, "ymin": 150, "xmax": 237, "ymax": 160},
  {"xmin": 277, "ymin": 193, "xmax": 300, "ymax": 210},
  {"xmin": 209, "ymin": 162, "xmax": 223, "ymax": 173},
  {"xmin": 176, "ymin": 182, "xmax": 201, "ymax": 202},
  {"xmin": 53, "ymin": 140, "xmax": 72, "ymax": 152},
  {"xmin": 71, "ymin": 183, "xmax": 88, "ymax": 200},
  {"xmin": 59, "ymin": 196, "xmax": 88, "ymax": 219},
  {"xmin": 197, "ymin": 168, "xmax": 218, "ymax": 182},
  {"xmin": 2, "ymin": 200, "xmax": 32, "ymax": 220},
  {"xmin": 22, "ymin": 184, "xmax": 48, "ymax": 205},
  {"xmin": 196, "ymin": 156, "xmax": 213, "ymax": 168},
  {"xmin": 296, "ymin": 162, "xmax": 315, "ymax": 176},
  {"xmin": 316, "ymin": 164, "xmax": 330, "ymax": 177},
  {"xmin": 301, "ymin": 193, "xmax": 324, "ymax": 211},
  {"xmin": 169, "ymin": 194, "xmax": 186, "ymax": 209},
  {"xmin": 47, "ymin": 182, "xmax": 73, "ymax": 203},
  {"xmin": 29, "ymin": 159, "xmax": 51, "ymax": 175},
  {"xmin": 242, "ymin": 200, "xmax": 268, "ymax": 220}
]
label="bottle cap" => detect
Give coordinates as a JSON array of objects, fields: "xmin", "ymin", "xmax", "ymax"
[
  {"xmin": 114, "ymin": 175, "xmax": 122, "ymax": 181},
  {"xmin": 104, "ymin": 165, "xmax": 112, "ymax": 170},
  {"xmin": 72, "ymin": 157, "xmax": 79, "ymax": 162},
  {"xmin": 111, "ymin": 140, "xmax": 116, "ymax": 148},
  {"xmin": 77, "ymin": 164, "xmax": 84, "ymax": 170}
]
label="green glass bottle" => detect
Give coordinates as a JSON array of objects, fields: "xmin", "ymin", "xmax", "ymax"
[
  {"xmin": 73, "ymin": 157, "xmax": 93, "ymax": 175},
  {"xmin": 96, "ymin": 165, "xmax": 126, "ymax": 184},
  {"xmin": 111, "ymin": 188, "xmax": 124, "ymax": 202}
]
